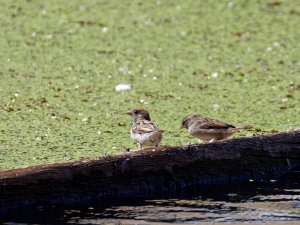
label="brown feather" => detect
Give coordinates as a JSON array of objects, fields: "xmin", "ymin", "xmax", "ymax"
[
  {"xmin": 132, "ymin": 120, "xmax": 160, "ymax": 134},
  {"xmin": 195, "ymin": 117, "xmax": 235, "ymax": 130}
]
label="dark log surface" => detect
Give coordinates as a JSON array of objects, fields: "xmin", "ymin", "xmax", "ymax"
[{"xmin": 1, "ymin": 131, "xmax": 300, "ymax": 214}]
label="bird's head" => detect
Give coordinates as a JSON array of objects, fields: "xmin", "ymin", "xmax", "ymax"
[
  {"xmin": 126, "ymin": 108, "xmax": 151, "ymax": 122},
  {"xmin": 181, "ymin": 114, "xmax": 200, "ymax": 129}
]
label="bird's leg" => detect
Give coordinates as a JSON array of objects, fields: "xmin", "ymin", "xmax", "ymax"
[
  {"xmin": 208, "ymin": 139, "xmax": 216, "ymax": 143},
  {"xmin": 138, "ymin": 143, "xmax": 143, "ymax": 150}
]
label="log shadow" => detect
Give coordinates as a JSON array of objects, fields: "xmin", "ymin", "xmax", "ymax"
[{"xmin": 1, "ymin": 173, "xmax": 300, "ymax": 225}]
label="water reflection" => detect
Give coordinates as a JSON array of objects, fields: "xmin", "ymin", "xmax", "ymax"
[{"xmin": 2, "ymin": 174, "xmax": 300, "ymax": 224}]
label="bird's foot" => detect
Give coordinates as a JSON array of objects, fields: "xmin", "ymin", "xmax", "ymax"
[{"xmin": 208, "ymin": 139, "xmax": 216, "ymax": 143}]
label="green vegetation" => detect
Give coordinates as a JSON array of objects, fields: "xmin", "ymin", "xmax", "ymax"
[{"xmin": 0, "ymin": 0, "xmax": 299, "ymax": 169}]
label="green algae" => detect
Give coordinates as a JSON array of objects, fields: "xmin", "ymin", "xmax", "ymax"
[{"xmin": 0, "ymin": 0, "xmax": 299, "ymax": 169}]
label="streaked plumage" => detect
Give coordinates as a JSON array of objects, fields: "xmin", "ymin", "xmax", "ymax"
[
  {"xmin": 181, "ymin": 114, "xmax": 252, "ymax": 142},
  {"xmin": 126, "ymin": 109, "xmax": 163, "ymax": 149}
]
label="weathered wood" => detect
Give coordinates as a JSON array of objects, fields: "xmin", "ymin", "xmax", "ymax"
[{"xmin": 0, "ymin": 131, "xmax": 300, "ymax": 214}]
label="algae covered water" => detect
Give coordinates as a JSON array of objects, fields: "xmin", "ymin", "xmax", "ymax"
[
  {"xmin": 1, "ymin": 0, "xmax": 300, "ymax": 169},
  {"xmin": 2, "ymin": 173, "xmax": 299, "ymax": 224}
]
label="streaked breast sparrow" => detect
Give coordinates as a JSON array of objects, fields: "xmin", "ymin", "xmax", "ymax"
[{"xmin": 126, "ymin": 108, "xmax": 163, "ymax": 149}]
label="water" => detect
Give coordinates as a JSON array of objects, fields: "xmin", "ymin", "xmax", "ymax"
[{"xmin": 1, "ymin": 174, "xmax": 300, "ymax": 224}]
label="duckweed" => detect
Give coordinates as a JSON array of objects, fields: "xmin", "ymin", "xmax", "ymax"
[{"xmin": 0, "ymin": 0, "xmax": 299, "ymax": 169}]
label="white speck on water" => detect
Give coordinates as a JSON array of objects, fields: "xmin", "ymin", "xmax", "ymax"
[
  {"xmin": 75, "ymin": 85, "xmax": 80, "ymax": 89},
  {"xmin": 152, "ymin": 76, "xmax": 157, "ymax": 80},
  {"xmin": 108, "ymin": 75, "xmax": 112, "ymax": 79},
  {"xmin": 180, "ymin": 31, "xmax": 187, "ymax": 37},
  {"xmin": 281, "ymin": 98, "xmax": 288, "ymax": 102},
  {"xmin": 176, "ymin": 5, "xmax": 181, "ymax": 10},
  {"xmin": 156, "ymin": 0, "xmax": 161, "ymax": 5},
  {"xmin": 212, "ymin": 104, "xmax": 220, "ymax": 109},
  {"xmin": 45, "ymin": 34, "xmax": 53, "ymax": 39},
  {"xmin": 266, "ymin": 47, "xmax": 272, "ymax": 52},
  {"xmin": 115, "ymin": 84, "xmax": 132, "ymax": 92},
  {"xmin": 145, "ymin": 19, "xmax": 153, "ymax": 26},
  {"xmin": 102, "ymin": 27, "xmax": 108, "ymax": 33},
  {"xmin": 35, "ymin": 137, "xmax": 41, "ymax": 141},
  {"xmin": 228, "ymin": 2, "xmax": 234, "ymax": 8},
  {"xmin": 118, "ymin": 66, "xmax": 129, "ymax": 74},
  {"xmin": 247, "ymin": 47, "xmax": 252, "ymax": 52},
  {"xmin": 7, "ymin": 58, "xmax": 10, "ymax": 62},
  {"xmin": 211, "ymin": 72, "xmax": 218, "ymax": 78},
  {"xmin": 82, "ymin": 117, "xmax": 88, "ymax": 122},
  {"xmin": 179, "ymin": 82, "xmax": 183, "ymax": 86},
  {"xmin": 139, "ymin": 99, "xmax": 145, "ymax": 103},
  {"xmin": 41, "ymin": 10, "xmax": 47, "ymax": 15},
  {"xmin": 67, "ymin": 29, "xmax": 75, "ymax": 34},
  {"xmin": 32, "ymin": 32, "xmax": 37, "ymax": 37},
  {"xmin": 97, "ymin": 131, "xmax": 102, "ymax": 135},
  {"xmin": 148, "ymin": 69, "xmax": 154, "ymax": 73},
  {"xmin": 158, "ymin": 48, "xmax": 162, "ymax": 52},
  {"xmin": 143, "ymin": 74, "xmax": 147, "ymax": 77},
  {"xmin": 273, "ymin": 42, "xmax": 280, "ymax": 47}
]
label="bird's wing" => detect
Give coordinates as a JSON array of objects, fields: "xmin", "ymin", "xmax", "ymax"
[
  {"xmin": 132, "ymin": 120, "xmax": 160, "ymax": 134},
  {"xmin": 193, "ymin": 117, "xmax": 235, "ymax": 129}
]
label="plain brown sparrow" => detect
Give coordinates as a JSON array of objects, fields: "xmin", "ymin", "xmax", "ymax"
[
  {"xmin": 181, "ymin": 114, "xmax": 252, "ymax": 143},
  {"xmin": 126, "ymin": 108, "xmax": 163, "ymax": 149}
]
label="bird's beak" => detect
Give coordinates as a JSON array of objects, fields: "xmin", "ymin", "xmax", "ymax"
[{"xmin": 125, "ymin": 111, "xmax": 132, "ymax": 116}]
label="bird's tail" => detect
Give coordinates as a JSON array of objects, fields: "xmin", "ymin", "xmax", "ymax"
[
  {"xmin": 149, "ymin": 130, "xmax": 164, "ymax": 142},
  {"xmin": 234, "ymin": 125, "xmax": 253, "ymax": 130}
]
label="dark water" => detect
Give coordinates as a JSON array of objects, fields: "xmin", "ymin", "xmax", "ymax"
[{"xmin": 2, "ymin": 173, "xmax": 300, "ymax": 225}]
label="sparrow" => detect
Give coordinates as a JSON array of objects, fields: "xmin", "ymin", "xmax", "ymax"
[
  {"xmin": 126, "ymin": 108, "xmax": 163, "ymax": 149},
  {"xmin": 181, "ymin": 114, "xmax": 252, "ymax": 143}
]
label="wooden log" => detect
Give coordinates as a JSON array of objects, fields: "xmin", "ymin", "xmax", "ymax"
[{"xmin": 0, "ymin": 131, "xmax": 300, "ymax": 214}]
